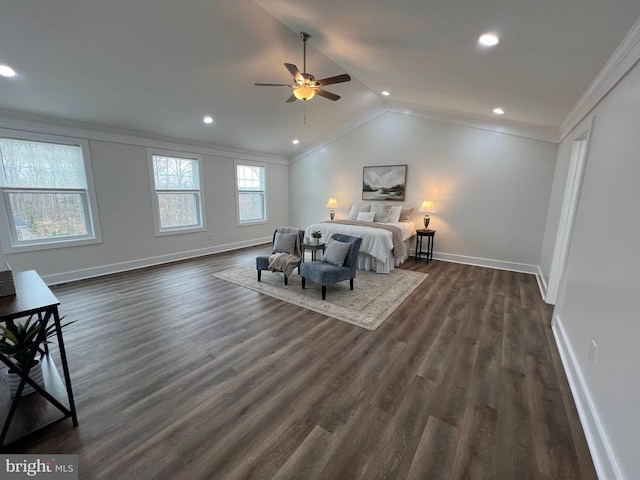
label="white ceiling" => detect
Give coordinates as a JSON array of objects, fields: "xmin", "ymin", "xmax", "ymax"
[{"xmin": 1, "ymin": 0, "xmax": 639, "ymax": 157}]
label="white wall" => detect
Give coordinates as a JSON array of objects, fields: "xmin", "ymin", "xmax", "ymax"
[
  {"xmin": 550, "ymin": 60, "xmax": 640, "ymax": 480},
  {"xmin": 289, "ymin": 111, "xmax": 558, "ymax": 269},
  {"xmin": 0, "ymin": 117, "xmax": 289, "ymax": 283}
]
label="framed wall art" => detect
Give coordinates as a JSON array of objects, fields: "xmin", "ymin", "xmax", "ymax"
[{"xmin": 362, "ymin": 164, "xmax": 407, "ymax": 201}]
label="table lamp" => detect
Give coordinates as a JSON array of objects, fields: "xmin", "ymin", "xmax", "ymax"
[
  {"xmin": 326, "ymin": 198, "xmax": 338, "ymax": 220},
  {"xmin": 418, "ymin": 200, "xmax": 436, "ymax": 229}
]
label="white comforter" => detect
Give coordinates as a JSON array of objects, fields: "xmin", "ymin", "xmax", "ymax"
[{"xmin": 305, "ymin": 221, "xmax": 417, "ymax": 264}]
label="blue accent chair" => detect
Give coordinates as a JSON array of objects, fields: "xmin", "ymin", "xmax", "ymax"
[
  {"xmin": 299, "ymin": 233, "xmax": 362, "ymax": 300},
  {"xmin": 256, "ymin": 229, "xmax": 305, "ymax": 285}
]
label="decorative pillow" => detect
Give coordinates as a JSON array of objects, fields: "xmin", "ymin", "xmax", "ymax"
[
  {"xmin": 400, "ymin": 206, "xmax": 414, "ymax": 221},
  {"xmin": 370, "ymin": 204, "xmax": 392, "ymax": 222},
  {"xmin": 356, "ymin": 211, "xmax": 375, "ymax": 222},
  {"xmin": 272, "ymin": 232, "xmax": 297, "ymax": 254},
  {"xmin": 388, "ymin": 205, "xmax": 402, "ymax": 223},
  {"xmin": 347, "ymin": 203, "xmax": 371, "ymax": 220},
  {"xmin": 322, "ymin": 239, "xmax": 352, "ymax": 266}
]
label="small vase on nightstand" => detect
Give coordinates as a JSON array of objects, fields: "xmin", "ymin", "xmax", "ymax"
[{"xmin": 310, "ymin": 237, "xmax": 319, "ymax": 246}]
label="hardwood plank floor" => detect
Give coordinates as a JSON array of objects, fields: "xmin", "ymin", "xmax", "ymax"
[{"xmin": 3, "ymin": 247, "xmax": 597, "ymax": 480}]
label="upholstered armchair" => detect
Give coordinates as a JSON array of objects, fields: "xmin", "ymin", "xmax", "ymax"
[
  {"xmin": 299, "ymin": 233, "xmax": 362, "ymax": 300},
  {"xmin": 256, "ymin": 228, "xmax": 305, "ymax": 285}
]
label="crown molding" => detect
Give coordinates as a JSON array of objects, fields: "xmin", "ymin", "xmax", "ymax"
[
  {"xmin": 289, "ymin": 101, "xmax": 560, "ymax": 163},
  {"xmin": 0, "ymin": 108, "xmax": 289, "ymax": 165},
  {"xmin": 560, "ymin": 17, "xmax": 640, "ymax": 140}
]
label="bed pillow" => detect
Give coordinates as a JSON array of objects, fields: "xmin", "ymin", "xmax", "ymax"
[
  {"xmin": 322, "ymin": 239, "xmax": 352, "ymax": 266},
  {"xmin": 388, "ymin": 205, "xmax": 402, "ymax": 223},
  {"xmin": 347, "ymin": 203, "xmax": 371, "ymax": 220},
  {"xmin": 272, "ymin": 232, "xmax": 297, "ymax": 254},
  {"xmin": 400, "ymin": 206, "xmax": 414, "ymax": 221},
  {"xmin": 356, "ymin": 211, "xmax": 375, "ymax": 222},
  {"xmin": 370, "ymin": 204, "xmax": 391, "ymax": 222}
]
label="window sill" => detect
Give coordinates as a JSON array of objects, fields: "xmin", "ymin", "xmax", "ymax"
[
  {"xmin": 154, "ymin": 225, "xmax": 206, "ymax": 237},
  {"xmin": 1, "ymin": 236, "xmax": 103, "ymax": 254}
]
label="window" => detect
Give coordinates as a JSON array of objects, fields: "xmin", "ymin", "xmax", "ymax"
[
  {"xmin": 148, "ymin": 149, "xmax": 205, "ymax": 235},
  {"xmin": 0, "ymin": 132, "xmax": 101, "ymax": 253},
  {"xmin": 235, "ymin": 162, "xmax": 267, "ymax": 225}
]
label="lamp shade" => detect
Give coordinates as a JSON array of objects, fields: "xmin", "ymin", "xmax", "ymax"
[
  {"xmin": 326, "ymin": 198, "xmax": 338, "ymax": 209},
  {"xmin": 418, "ymin": 200, "xmax": 436, "ymax": 213}
]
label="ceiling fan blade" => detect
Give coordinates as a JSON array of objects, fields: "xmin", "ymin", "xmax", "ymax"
[
  {"xmin": 286, "ymin": 94, "xmax": 297, "ymax": 103},
  {"xmin": 315, "ymin": 88, "xmax": 340, "ymax": 101},
  {"xmin": 284, "ymin": 63, "xmax": 303, "ymax": 82},
  {"xmin": 315, "ymin": 74, "xmax": 351, "ymax": 86},
  {"xmin": 254, "ymin": 83, "xmax": 293, "ymax": 87}
]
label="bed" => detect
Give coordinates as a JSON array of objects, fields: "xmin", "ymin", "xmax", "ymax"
[{"xmin": 304, "ymin": 219, "xmax": 417, "ymax": 273}]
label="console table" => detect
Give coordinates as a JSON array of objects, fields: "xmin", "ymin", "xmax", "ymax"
[
  {"xmin": 0, "ymin": 270, "xmax": 78, "ymax": 447},
  {"xmin": 415, "ymin": 229, "xmax": 436, "ymax": 263}
]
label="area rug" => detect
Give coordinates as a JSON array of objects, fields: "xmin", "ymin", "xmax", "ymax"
[{"xmin": 213, "ymin": 264, "xmax": 428, "ymax": 330}]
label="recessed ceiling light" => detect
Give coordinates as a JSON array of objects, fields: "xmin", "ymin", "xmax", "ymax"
[
  {"xmin": 203, "ymin": 116, "xmax": 214, "ymax": 124},
  {"xmin": 292, "ymin": 139, "xmax": 300, "ymax": 145},
  {"xmin": 479, "ymin": 33, "xmax": 500, "ymax": 47},
  {"xmin": 0, "ymin": 65, "xmax": 16, "ymax": 77},
  {"xmin": 381, "ymin": 91, "xmax": 390, "ymax": 96},
  {"xmin": 493, "ymin": 107, "xmax": 505, "ymax": 115}
]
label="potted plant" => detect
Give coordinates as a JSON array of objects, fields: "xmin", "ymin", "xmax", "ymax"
[
  {"xmin": 310, "ymin": 230, "xmax": 323, "ymax": 246},
  {"xmin": 0, "ymin": 315, "xmax": 72, "ymax": 397}
]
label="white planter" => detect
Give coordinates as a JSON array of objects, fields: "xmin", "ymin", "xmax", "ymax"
[
  {"xmin": 5, "ymin": 361, "xmax": 44, "ymax": 397},
  {"xmin": 310, "ymin": 237, "xmax": 319, "ymax": 246}
]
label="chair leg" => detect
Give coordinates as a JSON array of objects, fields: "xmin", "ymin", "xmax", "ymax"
[
  {"xmin": 258, "ymin": 270, "xmax": 261, "ymax": 281},
  {"xmin": 302, "ymin": 278, "xmax": 306, "ymax": 289},
  {"xmin": 322, "ymin": 285, "xmax": 326, "ymax": 300},
  {"xmin": 350, "ymin": 279, "xmax": 354, "ymax": 290},
  {"xmin": 284, "ymin": 274, "xmax": 288, "ymax": 285}
]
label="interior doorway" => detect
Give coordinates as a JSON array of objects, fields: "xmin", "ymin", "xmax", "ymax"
[{"xmin": 545, "ymin": 118, "xmax": 593, "ymax": 305}]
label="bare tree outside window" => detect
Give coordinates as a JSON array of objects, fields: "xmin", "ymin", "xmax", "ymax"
[
  {"xmin": 150, "ymin": 154, "xmax": 203, "ymax": 232},
  {"xmin": 0, "ymin": 138, "xmax": 95, "ymax": 246},
  {"xmin": 236, "ymin": 164, "xmax": 266, "ymax": 223}
]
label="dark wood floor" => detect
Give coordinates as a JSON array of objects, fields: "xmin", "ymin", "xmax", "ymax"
[{"xmin": 5, "ymin": 246, "xmax": 596, "ymax": 480}]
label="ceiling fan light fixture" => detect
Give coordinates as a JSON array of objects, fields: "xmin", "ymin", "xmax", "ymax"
[{"xmin": 293, "ymin": 84, "xmax": 316, "ymax": 101}]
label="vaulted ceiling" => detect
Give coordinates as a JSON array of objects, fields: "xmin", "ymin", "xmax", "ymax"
[{"xmin": 1, "ymin": 0, "xmax": 639, "ymax": 157}]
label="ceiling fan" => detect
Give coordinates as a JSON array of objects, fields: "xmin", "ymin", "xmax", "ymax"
[{"xmin": 254, "ymin": 32, "xmax": 351, "ymax": 102}]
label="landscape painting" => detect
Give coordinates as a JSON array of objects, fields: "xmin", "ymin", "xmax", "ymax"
[{"xmin": 362, "ymin": 165, "xmax": 407, "ymax": 201}]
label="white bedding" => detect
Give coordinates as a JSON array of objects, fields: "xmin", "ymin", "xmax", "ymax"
[{"xmin": 305, "ymin": 221, "xmax": 417, "ymax": 271}]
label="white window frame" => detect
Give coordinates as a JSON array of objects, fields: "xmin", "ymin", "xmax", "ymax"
[
  {"xmin": 0, "ymin": 130, "xmax": 102, "ymax": 253},
  {"xmin": 147, "ymin": 148, "xmax": 206, "ymax": 236},
  {"xmin": 234, "ymin": 160, "xmax": 268, "ymax": 226}
]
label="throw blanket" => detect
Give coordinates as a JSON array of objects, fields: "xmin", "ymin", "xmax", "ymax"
[
  {"xmin": 321, "ymin": 220, "xmax": 407, "ymax": 258},
  {"xmin": 268, "ymin": 226, "xmax": 302, "ymax": 276}
]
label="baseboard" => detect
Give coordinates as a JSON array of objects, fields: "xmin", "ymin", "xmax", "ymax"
[
  {"xmin": 552, "ymin": 315, "xmax": 624, "ymax": 480},
  {"xmin": 432, "ymin": 251, "xmax": 539, "ymax": 275},
  {"xmin": 535, "ymin": 265, "xmax": 548, "ymax": 302},
  {"xmin": 42, "ymin": 237, "xmax": 271, "ymax": 285}
]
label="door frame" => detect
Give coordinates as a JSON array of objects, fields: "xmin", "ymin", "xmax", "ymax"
[{"xmin": 546, "ymin": 116, "xmax": 594, "ymax": 305}]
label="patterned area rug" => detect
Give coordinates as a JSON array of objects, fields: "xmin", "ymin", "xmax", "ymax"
[{"xmin": 213, "ymin": 264, "xmax": 428, "ymax": 330}]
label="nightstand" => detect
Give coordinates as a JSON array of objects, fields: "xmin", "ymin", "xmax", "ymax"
[{"xmin": 415, "ymin": 229, "xmax": 435, "ymax": 263}]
